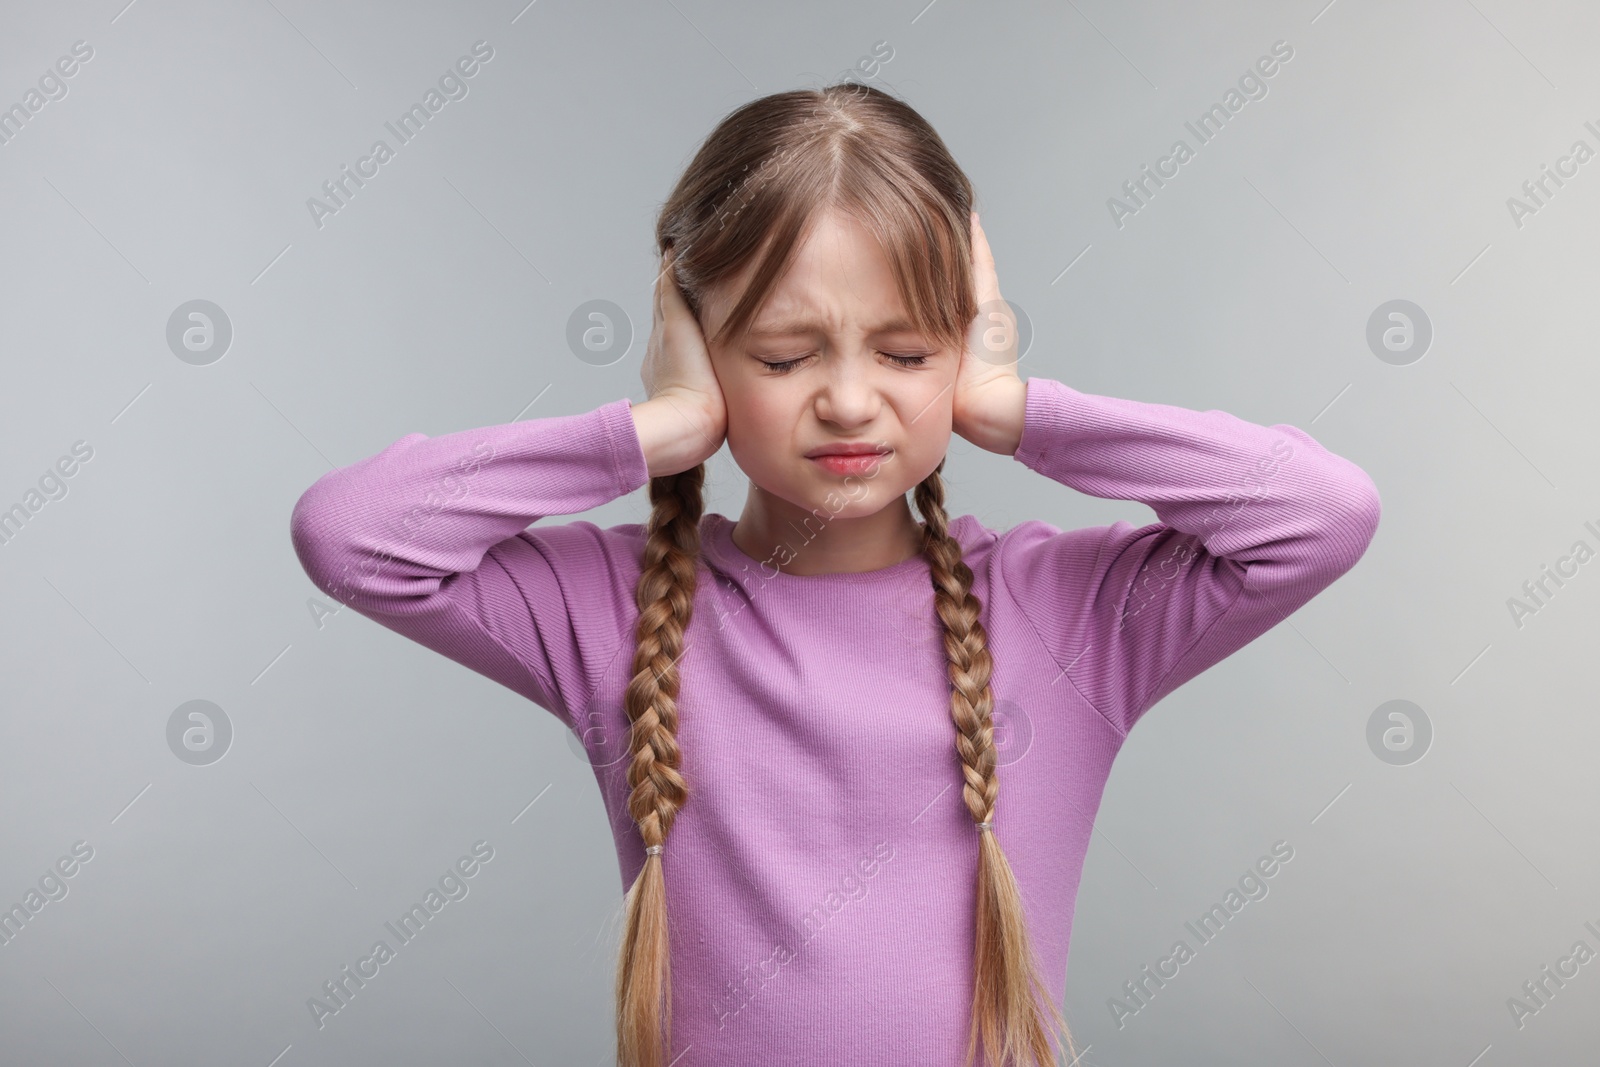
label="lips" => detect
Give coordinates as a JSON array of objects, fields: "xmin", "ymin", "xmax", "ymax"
[
  {"xmin": 804, "ymin": 444, "xmax": 891, "ymax": 458},
  {"xmin": 810, "ymin": 451, "xmax": 892, "ymax": 476}
]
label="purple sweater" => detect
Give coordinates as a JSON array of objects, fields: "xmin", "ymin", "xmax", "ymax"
[{"xmin": 288, "ymin": 375, "xmax": 1380, "ymax": 1066}]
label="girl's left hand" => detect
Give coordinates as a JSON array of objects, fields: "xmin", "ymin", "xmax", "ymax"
[{"xmin": 951, "ymin": 212, "xmax": 1027, "ymax": 455}]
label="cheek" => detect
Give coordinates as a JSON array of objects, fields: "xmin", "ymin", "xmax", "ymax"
[
  {"xmin": 902, "ymin": 377, "xmax": 954, "ymax": 431},
  {"xmin": 903, "ymin": 425, "xmax": 953, "ymax": 476},
  {"xmin": 896, "ymin": 382, "xmax": 955, "ymax": 470},
  {"xmin": 721, "ymin": 376, "xmax": 798, "ymax": 465},
  {"xmin": 726, "ymin": 379, "xmax": 785, "ymax": 433}
]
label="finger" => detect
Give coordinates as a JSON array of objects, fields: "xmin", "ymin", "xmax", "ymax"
[
  {"xmin": 653, "ymin": 251, "xmax": 668, "ymax": 324},
  {"xmin": 658, "ymin": 251, "xmax": 693, "ymax": 320},
  {"xmin": 970, "ymin": 213, "xmax": 1002, "ymax": 306}
]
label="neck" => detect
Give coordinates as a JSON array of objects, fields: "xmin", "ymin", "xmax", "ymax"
[{"xmin": 732, "ymin": 486, "xmax": 924, "ymax": 576}]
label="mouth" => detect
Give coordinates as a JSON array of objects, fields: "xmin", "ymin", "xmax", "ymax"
[
  {"xmin": 807, "ymin": 447, "xmax": 893, "ymax": 476},
  {"xmin": 804, "ymin": 441, "xmax": 893, "ymax": 457}
]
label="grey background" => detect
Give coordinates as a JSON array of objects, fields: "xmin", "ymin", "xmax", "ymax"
[{"xmin": 2, "ymin": 0, "xmax": 1597, "ymax": 1064}]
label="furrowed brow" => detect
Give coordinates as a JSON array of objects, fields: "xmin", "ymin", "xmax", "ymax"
[{"xmin": 746, "ymin": 315, "xmax": 923, "ymax": 338}]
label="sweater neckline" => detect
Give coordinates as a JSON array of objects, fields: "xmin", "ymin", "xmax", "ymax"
[{"xmin": 702, "ymin": 513, "xmax": 934, "ymax": 585}]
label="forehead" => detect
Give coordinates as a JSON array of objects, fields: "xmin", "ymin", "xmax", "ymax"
[{"xmin": 716, "ymin": 210, "xmax": 920, "ymax": 338}]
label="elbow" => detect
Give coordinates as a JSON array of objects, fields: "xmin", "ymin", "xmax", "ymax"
[
  {"xmin": 1347, "ymin": 466, "xmax": 1382, "ymax": 551},
  {"xmin": 1315, "ymin": 466, "xmax": 1382, "ymax": 578},
  {"xmin": 288, "ymin": 432, "xmax": 432, "ymax": 606},
  {"xmin": 288, "ymin": 474, "xmax": 360, "ymax": 603}
]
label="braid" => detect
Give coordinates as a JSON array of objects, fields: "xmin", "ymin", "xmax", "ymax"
[
  {"xmin": 915, "ymin": 461, "xmax": 1078, "ymax": 1067},
  {"xmin": 611, "ymin": 457, "xmax": 1077, "ymax": 1067},
  {"xmin": 615, "ymin": 464, "xmax": 704, "ymax": 1067}
]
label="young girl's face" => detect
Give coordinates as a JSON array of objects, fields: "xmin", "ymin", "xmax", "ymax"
[{"xmin": 698, "ymin": 208, "xmax": 959, "ymax": 519}]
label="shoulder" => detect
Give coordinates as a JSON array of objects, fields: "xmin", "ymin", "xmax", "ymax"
[
  {"xmin": 949, "ymin": 512, "xmax": 1002, "ymax": 557},
  {"xmin": 975, "ymin": 512, "xmax": 1148, "ymax": 605},
  {"xmin": 949, "ymin": 512, "xmax": 1034, "ymax": 582},
  {"xmin": 953, "ymin": 512, "xmax": 1092, "ymax": 569},
  {"xmin": 990, "ymin": 515, "xmax": 1118, "ymax": 565}
]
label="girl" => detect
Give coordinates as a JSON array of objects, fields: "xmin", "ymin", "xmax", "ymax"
[{"xmin": 290, "ymin": 84, "xmax": 1380, "ymax": 1067}]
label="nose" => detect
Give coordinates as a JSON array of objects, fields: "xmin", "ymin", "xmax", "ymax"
[{"xmin": 812, "ymin": 351, "xmax": 880, "ymax": 428}]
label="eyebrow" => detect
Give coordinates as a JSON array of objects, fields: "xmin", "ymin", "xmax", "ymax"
[{"xmin": 746, "ymin": 315, "xmax": 923, "ymax": 338}]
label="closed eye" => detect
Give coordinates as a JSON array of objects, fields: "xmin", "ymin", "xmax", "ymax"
[{"xmin": 757, "ymin": 352, "xmax": 932, "ymax": 374}]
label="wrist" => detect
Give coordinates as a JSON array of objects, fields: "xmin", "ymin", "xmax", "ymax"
[
  {"xmin": 631, "ymin": 394, "xmax": 720, "ymax": 477},
  {"xmin": 957, "ymin": 376, "xmax": 1028, "ymax": 456}
]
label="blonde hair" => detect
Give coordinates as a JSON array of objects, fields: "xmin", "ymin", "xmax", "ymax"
[{"xmin": 616, "ymin": 83, "xmax": 1077, "ymax": 1067}]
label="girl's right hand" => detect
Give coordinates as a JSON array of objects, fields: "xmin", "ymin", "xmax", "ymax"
[{"xmin": 634, "ymin": 248, "xmax": 728, "ymax": 477}]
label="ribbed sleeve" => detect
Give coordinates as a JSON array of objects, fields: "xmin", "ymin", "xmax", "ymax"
[
  {"xmin": 287, "ymin": 397, "xmax": 651, "ymax": 726},
  {"xmin": 1002, "ymin": 376, "xmax": 1381, "ymax": 737}
]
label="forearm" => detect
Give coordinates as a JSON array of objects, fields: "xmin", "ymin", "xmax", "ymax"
[
  {"xmin": 1001, "ymin": 375, "xmax": 1380, "ymax": 730},
  {"xmin": 289, "ymin": 398, "xmax": 647, "ymax": 608},
  {"xmin": 1013, "ymin": 376, "xmax": 1380, "ymax": 576}
]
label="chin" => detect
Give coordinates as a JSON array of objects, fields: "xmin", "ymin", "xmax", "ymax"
[{"xmin": 818, "ymin": 473, "xmax": 915, "ymax": 512}]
